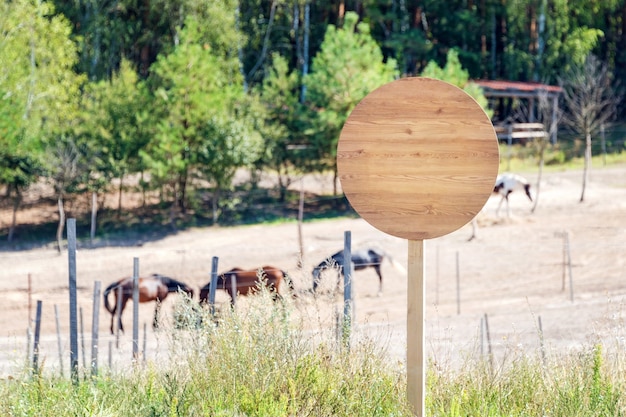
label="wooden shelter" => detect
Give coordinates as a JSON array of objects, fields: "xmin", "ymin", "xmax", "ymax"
[{"xmin": 474, "ymin": 80, "xmax": 562, "ymax": 144}]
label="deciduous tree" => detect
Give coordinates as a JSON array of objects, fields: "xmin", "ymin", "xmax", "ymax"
[{"xmin": 560, "ymin": 54, "xmax": 621, "ymax": 202}]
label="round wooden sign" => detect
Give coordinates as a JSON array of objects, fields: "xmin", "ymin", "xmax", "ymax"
[{"xmin": 337, "ymin": 77, "xmax": 499, "ymax": 240}]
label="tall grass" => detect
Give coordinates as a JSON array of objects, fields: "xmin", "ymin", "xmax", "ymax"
[
  {"xmin": 429, "ymin": 344, "xmax": 625, "ymax": 416},
  {"xmin": 0, "ymin": 290, "xmax": 412, "ymax": 416},
  {"xmin": 0, "ymin": 290, "xmax": 624, "ymax": 416}
]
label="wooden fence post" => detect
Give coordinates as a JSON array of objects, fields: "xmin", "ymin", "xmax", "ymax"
[
  {"xmin": 54, "ymin": 304, "xmax": 64, "ymax": 377},
  {"xmin": 132, "ymin": 257, "xmax": 139, "ymax": 361},
  {"xmin": 32, "ymin": 300, "xmax": 42, "ymax": 376},
  {"xmin": 91, "ymin": 281, "xmax": 101, "ymax": 377},
  {"xmin": 142, "ymin": 322, "xmax": 147, "ymax": 364},
  {"xmin": 483, "ymin": 313, "xmax": 493, "ymax": 374},
  {"xmin": 297, "ymin": 178, "xmax": 305, "ymax": 268},
  {"xmin": 209, "ymin": 257, "xmax": 219, "ymax": 317},
  {"xmin": 342, "ymin": 231, "xmax": 353, "ymax": 349},
  {"xmin": 28, "ymin": 273, "xmax": 32, "ymax": 325},
  {"xmin": 565, "ymin": 232, "xmax": 574, "ymax": 302},
  {"xmin": 230, "ymin": 273, "xmax": 237, "ymax": 308},
  {"xmin": 67, "ymin": 218, "xmax": 79, "ymax": 384},
  {"xmin": 538, "ymin": 315, "xmax": 546, "ymax": 365},
  {"xmin": 80, "ymin": 307, "xmax": 86, "ymax": 370}
]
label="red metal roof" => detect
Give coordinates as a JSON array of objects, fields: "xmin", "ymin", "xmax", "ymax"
[{"xmin": 473, "ymin": 79, "xmax": 562, "ymax": 93}]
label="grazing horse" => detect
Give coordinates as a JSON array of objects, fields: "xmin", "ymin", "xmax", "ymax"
[
  {"xmin": 493, "ymin": 173, "xmax": 533, "ymax": 217},
  {"xmin": 103, "ymin": 274, "xmax": 194, "ymax": 334},
  {"xmin": 311, "ymin": 248, "xmax": 402, "ymax": 295},
  {"xmin": 199, "ymin": 266, "xmax": 294, "ymax": 305}
]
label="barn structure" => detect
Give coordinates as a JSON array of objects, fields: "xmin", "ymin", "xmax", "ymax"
[{"xmin": 474, "ymin": 80, "xmax": 562, "ymax": 144}]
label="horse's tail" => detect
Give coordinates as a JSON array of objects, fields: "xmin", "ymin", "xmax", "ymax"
[
  {"xmin": 387, "ymin": 255, "xmax": 407, "ymax": 274},
  {"xmin": 103, "ymin": 281, "xmax": 120, "ymax": 314},
  {"xmin": 371, "ymin": 247, "xmax": 406, "ymax": 275},
  {"xmin": 524, "ymin": 183, "xmax": 533, "ymax": 201}
]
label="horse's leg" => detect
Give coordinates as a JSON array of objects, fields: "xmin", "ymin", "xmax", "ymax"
[
  {"xmin": 153, "ymin": 301, "xmax": 161, "ymax": 330},
  {"xmin": 506, "ymin": 195, "xmax": 512, "ymax": 218},
  {"xmin": 374, "ymin": 265, "xmax": 383, "ymax": 295},
  {"xmin": 468, "ymin": 217, "xmax": 478, "ymax": 241},
  {"xmin": 118, "ymin": 297, "xmax": 129, "ymax": 333},
  {"xmin": 110, "ymin": 305, "xmax": 116, "ymax": 335},
  {"xmin": 496, "ymin": 196, "xmax": 505, "ymax": 217},
  {"xmin": 110, "ymin": 291, "xmax": 119, "ymax": 334}
]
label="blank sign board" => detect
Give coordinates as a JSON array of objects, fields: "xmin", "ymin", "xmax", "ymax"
[{"xmin": 337, "ymin": 77, "xmax": 499, "ymax": 240}]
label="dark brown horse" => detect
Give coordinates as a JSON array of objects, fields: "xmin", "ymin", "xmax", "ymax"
[
  {"xmin": 103, "ymin": 274, "xmax": 194, "ymax": 334},
  {"xmin": 199, "ymin": 266, "xmax": 294, "ymax": 305},
  {"xmin": 312, "ymin": 247, "xmax": 404, "ymax": 295}
]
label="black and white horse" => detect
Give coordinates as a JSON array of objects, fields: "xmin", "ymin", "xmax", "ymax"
[
  {"xmin": 493, "ymin": 173, "xmax": 533, "ymax": 217},
  {"xmin": 311, "ymin": 248, "xmax": 402, "ymax": 295}
]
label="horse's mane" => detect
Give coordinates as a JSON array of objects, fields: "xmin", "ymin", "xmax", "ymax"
[{"xmin": 152, "ymin": 274, "xmax": 192, "ymax": 294}]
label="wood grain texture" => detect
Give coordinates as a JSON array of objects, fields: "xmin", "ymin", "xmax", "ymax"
[
  {"xmin": 407, "ymin": 239, "xmax": 425, "ymax": 416},
  {"xmin": 337, "ymin": 77, "xmax": 499, "ymax": 240}
]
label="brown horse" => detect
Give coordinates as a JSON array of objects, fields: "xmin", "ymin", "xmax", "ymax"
[
  {"xmin": 103, "ymin": 274, "xmax": 194, "ymax": 334},
  {"xmin": 199, "ymin": 266, "xmax": 294, "ymax": 305}
]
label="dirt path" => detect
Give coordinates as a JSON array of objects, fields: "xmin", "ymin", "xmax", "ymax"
[{"xmin": 0, "ymin": 165, "xmax": 625, "ymax": 375}]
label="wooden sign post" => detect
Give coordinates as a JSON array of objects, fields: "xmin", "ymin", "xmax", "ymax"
[{"xmin": 337, "ymin": 77, "xmax": 499, "ymax": 416}]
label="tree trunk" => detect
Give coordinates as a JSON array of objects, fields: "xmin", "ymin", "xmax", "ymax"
[
  {"xmin": 333, "ymin": 165, "xmax": 339, "ymax": 196},
  {"xmin": 580, "ymin": 132, "xmax": 592, "ymax": 202},
  {"xmin": 300, "ymin": 1, "xmax": 310, "ymax": 103},
  {"xmin": 247, "ymin": 0, "xmax": 278, "ymax": 81},
  {"xmin": 8, "ymin": 187, "xmax": 22, "ymax": 242},
  {"xmin": 212, "ymin": 188, "xmax": 221, "ymax": 225},
  {"xmin": 90, "ymin": 191, "xmax": 97, "ymax": 244},
  {"xmin": 140, "ymin": 171, "xmax": 147, "ymax": 208},
  {"xmin": 117, "ymin": 172, "xmax": 124, "ymax": 218},
  {"xmin": 169, "ymin": 182, "xmax": 178, "ymax": 231},
  {"xmin": 178, "ymin": 172, "xmax": 187, "ymax": 214},
  {"xmin": 56, "ymin": 194, "xmax": 66, "ymax": 253}
]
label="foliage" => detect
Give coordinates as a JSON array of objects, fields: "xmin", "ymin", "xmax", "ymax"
[
  {"xmin": 2, "ymin": 294, "xmax": 626, "ymax": 416},
  {"xmin": 420, "ymin": 49, "xmax": 493, "ymax": 118},
  {"xmin": 428, "ymin": 344, "xmax": 624, "ymax": 416},
  {"xmin": 0, "ymin": 0, "xmax": 84, "ymax": 193},
  {"xmin": 304, "ymin": 11, "xmax": 398, "ymax": 191},
  {"xmin": 142, "ymin": 16, "xmax": 261, "ymax": 217},
  {"xmin": 0, "ymin": 293, "xmax": 413, "ymax": 416},
  {"xmin": 81, "ymin": 60, "xmax": 149, "ymax": 199},
  {"xmin": 5, "ymin": 0, "xmax": 626, "ymax": 239},
  {"xmin": 255, "ymin": 53, "xmax": 311, "ymax": 197}
]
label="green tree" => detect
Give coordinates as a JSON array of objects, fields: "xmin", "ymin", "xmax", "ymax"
[
  {"xmin": 73, "ymin": 59, "xmax": 151, "ymax": 241},
  {"xmin": 363, "ymin": 0, "xmax": 432, "ymax": 77},
  {"xmin": 0, "ymin": 0, "xmax": 85, "ymax": 243},
  {"xmin": 421, "ymin": 49, "xmax": 493, "ymax": 118},
  {"xmin": 143, "ymin": 16, "xmax": 261, "ymax": 224},
  {"xmin": 256, "ymin": 53, "xmax": 310, "ymax": 200},
  {"xmin": 304, "ymin": 11, "xmax": 398, "ymax": 193},
  {"xmin": 83, "ymin": 60, "xmax": 149, "ymax": 215}
]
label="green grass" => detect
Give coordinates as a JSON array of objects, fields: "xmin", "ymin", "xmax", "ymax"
[
  {"xmin": 0, "ymin": 292, "xmax": 413, "ymax": 416},
  {"xmin": 498, "ymin": 143, "xmax": 626, "ymax": 174},
  {"xmin": 428, "ymin": 345, "xmax": 626, "ymax": 416},
  {"xmin": 1, "ymin": 291, "xmax": 625, "ymax": 416}
]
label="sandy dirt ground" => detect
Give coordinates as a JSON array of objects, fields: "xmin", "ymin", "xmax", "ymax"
[{"xmin": 0, "ymin": 165, "xmax": 625, "ymax": 376}]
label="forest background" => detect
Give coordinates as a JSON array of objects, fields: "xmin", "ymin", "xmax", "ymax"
[{"xmin": 1, "ymin": 0, "xmax": 625, "ymax": 248}]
